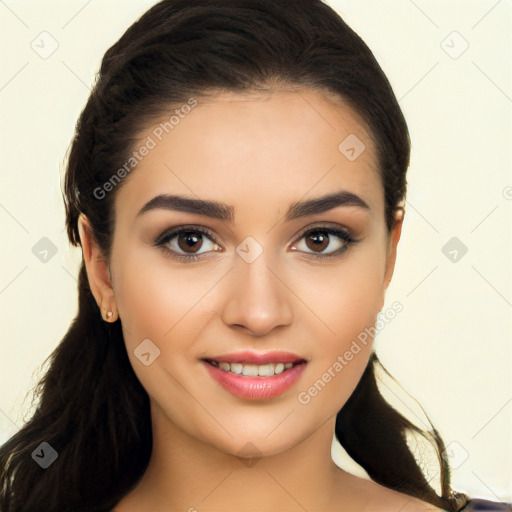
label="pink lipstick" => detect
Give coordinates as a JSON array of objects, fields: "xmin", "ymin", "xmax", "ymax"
[{"xmin": 202, "ymin": 351, "xmax": 307, "ymax": 400}]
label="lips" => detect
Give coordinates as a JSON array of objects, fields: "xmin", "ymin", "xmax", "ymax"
[{"xmin": 202, "ymin": 351, "xmax": 307, "ymax": 400}]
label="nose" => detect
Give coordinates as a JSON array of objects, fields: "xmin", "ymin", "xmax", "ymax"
[{"xmin": 220, "ymin": 251, "xmax": 294, "ymax": 337}]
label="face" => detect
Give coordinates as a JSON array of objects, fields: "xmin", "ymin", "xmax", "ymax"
[{"xmin": 82, "ymin": 88, "xmax": 402, "ymax": 459}]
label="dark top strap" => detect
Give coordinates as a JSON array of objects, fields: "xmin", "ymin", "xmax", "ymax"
[{"xmin": 460, "ymin": 498, "xmax": 512, "ymax": 511}]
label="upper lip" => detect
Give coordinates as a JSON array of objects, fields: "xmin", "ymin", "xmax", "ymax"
[{"xmin": 204, "ymin": 351, "xmax": 306, "ymax": 365}]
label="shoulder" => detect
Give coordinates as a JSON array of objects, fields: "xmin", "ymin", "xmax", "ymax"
[
  {"xmin": 363, "ymin": 487, "xmax": 445, "ymax": 512},
  {"xmin": 334, "ymin": 472, "xmax": 445, "ymax": 512}
]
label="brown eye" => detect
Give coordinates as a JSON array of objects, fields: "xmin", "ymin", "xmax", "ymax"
[
  {"xmin": 304, "ymin": 231, "xmax": 330, "ymax": 253},
  {"xmin": 292, "ymin": 227, "xmax": 355, "ymax": 258},
  {"xmin": 155, "ymin": 226, "xmax": 221, "ymax": 261},
  {"xmin": 176, "ymin": 231, "xmax": 204, "ymax": 253}
]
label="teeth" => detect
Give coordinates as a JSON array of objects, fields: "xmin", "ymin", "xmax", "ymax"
[
  {"xmin": 230, "ymin": 363, "xmax": 243, "ymax": 375},
  {"xmin": 211, "ymin": 361, "xmax": 297, "ymax": 377},
  {"xmin": 257, "ymin": 364, "xmax": 273, "ymax": 377},
  {"xmin": 242, "ymin": 364, "xmax": 259, "ymax": 377}
]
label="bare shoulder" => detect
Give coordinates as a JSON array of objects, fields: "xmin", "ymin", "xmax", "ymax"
[
  {"xmin": 381, "ymin": 493, "xmax": 445, "ymax": 512},
  {"xmin": 334, "ymin": 471, "xmax": 445, "ymax": 512},
  {"xmin": 364, "ymin": 485, "xmax": 445, "ymax": 512},
  {"xmin": 367, "ymin": 484, "xmax": 445, "ymax": 512}
]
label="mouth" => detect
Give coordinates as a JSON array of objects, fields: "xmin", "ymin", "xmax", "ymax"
[
  {"xmin": 201, "ymin": 351, "xmax": 307, "ymax": 400},
  {"xmin": 203, "ymin": 359, "xmax": 305, "ymax": 377}
]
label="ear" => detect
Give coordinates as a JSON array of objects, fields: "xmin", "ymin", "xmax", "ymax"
[
  {"xmin": 77, "ymin": 214, "xmax": 117, "ymax": 319},
  {"xmin": 380, "ymin": 207, "xmax": 404, "ymax": 308}
]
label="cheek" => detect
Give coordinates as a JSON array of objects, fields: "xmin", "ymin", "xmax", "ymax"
[
  {"xmin": 292, "ymin": 244, "xmax": 386, "ymax": 413},
  {"xmin": 112, "ymin": 250, "xmax": 216, "ymax": 412},
  {"xmin": 292, "ymin": 242, "xmax": 387, "ymax": 340},
  {"xmin": 112, "ymin": 246, "xmax": 226, "ymax": 400},
  {"xmin": 113, "ymin": 247, "xmax": 211, "ymax": 341}
]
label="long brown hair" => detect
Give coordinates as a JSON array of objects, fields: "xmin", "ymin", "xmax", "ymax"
[{"xmin": 0, "ymin": 1, "xmax": 469, "ymax": 510}]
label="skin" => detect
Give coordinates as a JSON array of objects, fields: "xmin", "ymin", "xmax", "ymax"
[{"xmin": 78, "ymin": 88, "xmax": 440, "ymax": 511}]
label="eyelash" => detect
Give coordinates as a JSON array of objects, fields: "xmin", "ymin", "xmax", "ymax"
[{"xmin": 153, "ymin": 224, "xmax": 359, "ymax": 263}]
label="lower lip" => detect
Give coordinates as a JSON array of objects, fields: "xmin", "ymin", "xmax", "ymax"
[{"xmin": 203, "ymin": 361, "xmax": 306, "ymax": 400}]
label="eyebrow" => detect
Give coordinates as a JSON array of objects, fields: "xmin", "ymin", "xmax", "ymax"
[{"xmin": 136, "ymin": 190, "xmax": 370, "ymax": 222}]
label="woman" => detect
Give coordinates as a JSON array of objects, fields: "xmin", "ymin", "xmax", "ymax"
[{"xmin": 0, "ymin": 1, "xmax": 509, "ymax": 511}]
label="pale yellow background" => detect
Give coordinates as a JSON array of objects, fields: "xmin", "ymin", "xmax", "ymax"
[{"xmin": 0, "ymin": 0, "xmax": 510, "ymax": 502}]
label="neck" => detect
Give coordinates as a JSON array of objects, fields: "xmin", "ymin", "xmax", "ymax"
[{"xmin": 125, "ymin": 400, "xmax": 356, "ymax": 511}]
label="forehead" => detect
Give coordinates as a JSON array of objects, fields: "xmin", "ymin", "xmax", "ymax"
[{"xmin": 114, "ymin": 89, "xmax": 382, "ymax": 223}]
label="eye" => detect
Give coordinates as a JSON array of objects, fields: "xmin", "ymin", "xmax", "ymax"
[
  {"xmin": 154, "ymin": 225, "xmax": 221, "ymax": 262},
  {"xmin": 154, "ymin": 223, "xmax": 359, "ymax": 263},
  {"xmin": 290, "ymin": 225, "xmax": 357, "ymax": 259}
]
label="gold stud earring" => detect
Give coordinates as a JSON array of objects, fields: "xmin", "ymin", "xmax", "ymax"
[{"xmin": 102, "ymin": 306, "xmax": 117, "ymax": 322}]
